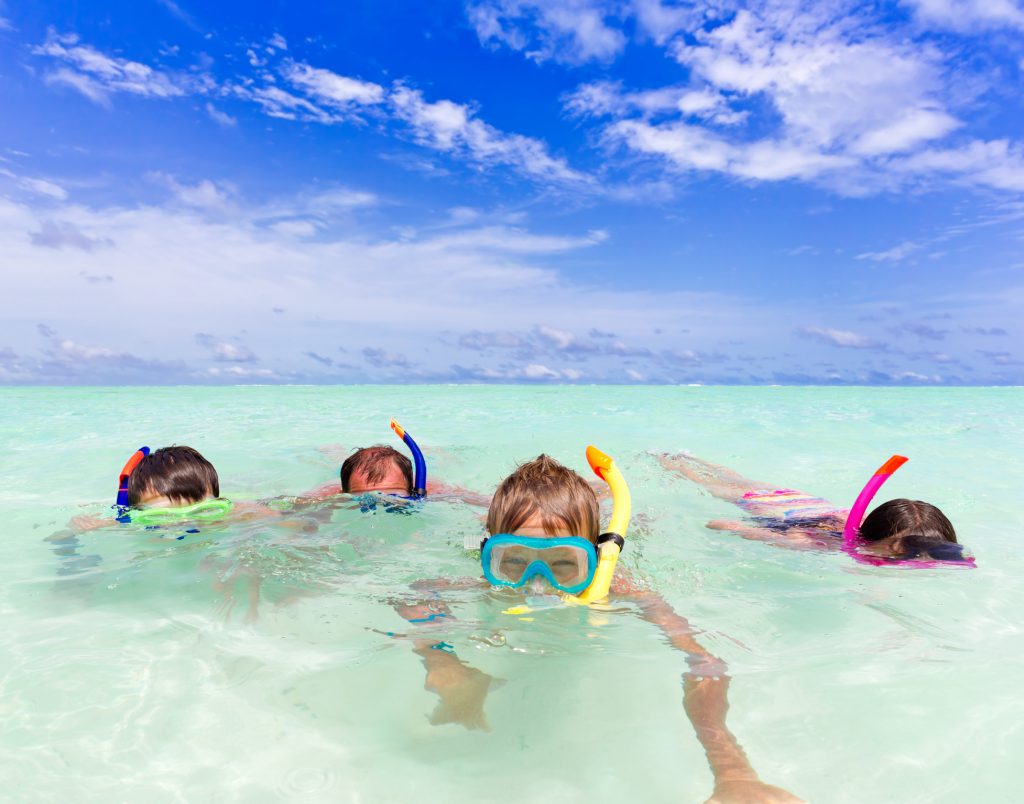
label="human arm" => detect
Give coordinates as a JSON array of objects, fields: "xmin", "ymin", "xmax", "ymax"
[
  {"xmin": 631, "ymin": 592, "xmax": 804, "ymax": 803},
  {"xmin": 707, "ymin": 520, "xmax": 837, "ymax": 552},
  {"xmin": 655, "ymin": 452, "xmax": 769, "ymax": 505},
  {"xmin": 393, "ymin": 588, "xmax": 501, "ymax": 731}
]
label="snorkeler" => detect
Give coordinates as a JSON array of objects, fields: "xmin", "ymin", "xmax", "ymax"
[
  {"xmin": 393, "ymin": 449, "xmax": 803, "ymax": 803},
  {"xmin": 299, "ymin": 419, "xmax": 491, "ymax": 507},
  {"xmin": 657, "ymin": 452, "xmax": 970, "ymax": 565}
]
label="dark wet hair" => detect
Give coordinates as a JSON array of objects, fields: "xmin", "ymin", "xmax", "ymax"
[
  {"xmin": 340, "ymin": 445, "xmax": 413, "ymax": 493},
  {"xmin": 127, "ymin": 446, "xmax": 219, "ymax": 506},
  {"xmin": 860, "ymin": 499, "xmax": 964, "ymax": 561}
]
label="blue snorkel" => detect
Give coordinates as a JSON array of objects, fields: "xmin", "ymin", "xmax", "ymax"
[{"xmin": 391, "ymin": 418, "xmax": 427, "ymax": 498}]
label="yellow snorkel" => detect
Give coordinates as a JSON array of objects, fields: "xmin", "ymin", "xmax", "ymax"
[{"xmin": 567, "ymin": 445, "xmax": 631, "ymax": 605}]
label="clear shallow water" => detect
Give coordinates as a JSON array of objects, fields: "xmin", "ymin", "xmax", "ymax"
[{"xmin": 1, "ymin": 386, "xmax": 1022, "ymax": 803}]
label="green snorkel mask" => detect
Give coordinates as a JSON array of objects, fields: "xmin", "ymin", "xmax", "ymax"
[{"xmin": 126, "ymin": 498, "xmax": 234, "ymax": 526}]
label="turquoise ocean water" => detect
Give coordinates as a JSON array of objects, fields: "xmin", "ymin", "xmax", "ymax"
[{"xmin": 1, "ymin": 386, "xmax": 1021, "ymax": 803}]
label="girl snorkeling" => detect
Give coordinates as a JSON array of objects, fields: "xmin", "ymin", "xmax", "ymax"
[{"xmin": 658, "ymin": 452, "xmax": 969, "ymax": 565}]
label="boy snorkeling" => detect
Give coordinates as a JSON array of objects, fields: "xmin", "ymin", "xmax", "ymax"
[
  {"xmin": 395, "ymin": 450, "xmax": 802, "ymax": 804},
  {"xmin": 658, "ymin": 452, "xmax": 969, "ymax": 565}
]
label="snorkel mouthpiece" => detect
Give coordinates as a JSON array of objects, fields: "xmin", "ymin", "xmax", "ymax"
[
  {"xmin": 571, "ymin": 445, "xmax": 631, "ymax": 604},
  {"xmin": 391, "ymin": 418, "xmax": 427, "ymax": 497}
]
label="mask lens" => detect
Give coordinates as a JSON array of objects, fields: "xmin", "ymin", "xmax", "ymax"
[
  {"xmin": 544, "ymin": 546, "xmax": 588, "ymax": 585},
  {"xmin": 496, "ymin": 545, "xmax": 531, "ymax": 582}
]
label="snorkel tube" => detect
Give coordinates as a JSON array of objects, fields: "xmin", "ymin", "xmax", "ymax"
[
  {"xmin": 115, "ymin": 446, "xmax": 150, "ymax": 517},
  {"xmin": 842, "ymin": 454, "xmax": 908, "ymax": 549},
  {"xmin": 568, "ymin": 445, "xmax": 631, "ymax": 604},
  {"xmin": 390, "ymin": 418, "xmax": 427, "ymax": 497}
]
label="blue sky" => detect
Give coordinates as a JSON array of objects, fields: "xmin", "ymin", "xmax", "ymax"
[{"xmin": 2, "ymin": 0, "xmax": 1023, "ymax": 384}]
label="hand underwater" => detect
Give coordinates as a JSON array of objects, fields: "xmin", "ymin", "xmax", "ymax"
[{"xmin": 425, "ymin": 663, "xmax": 503, "ymax": 732}]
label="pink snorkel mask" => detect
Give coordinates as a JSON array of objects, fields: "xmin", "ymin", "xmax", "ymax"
[{"xmin": 842, "ymin": 455, "xmax": 975, "ymax": 568}]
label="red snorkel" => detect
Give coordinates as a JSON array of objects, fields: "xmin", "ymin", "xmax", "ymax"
[{"xmin": 116, "ymin": 446, "xmax": 150, "ymax": 511}]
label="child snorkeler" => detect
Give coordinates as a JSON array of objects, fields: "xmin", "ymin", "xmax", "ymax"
[
  {"xmin": 395, "ymin": 451, "xmax": 803, "ymax": 804},
  {"xmin": 658, "ymin": 452, "xmax": 968, "ymax": 564}
]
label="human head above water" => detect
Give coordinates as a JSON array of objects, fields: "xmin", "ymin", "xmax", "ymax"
[
  {"xmin": 127, "ymin": 446, "xmax": 219, "ymax": 507},
  {"xmin": 341, "ymin": 445, "xmax": 413, "ymax": 495},
  {"xmin": 487, "ymin": 454, "xmax": 600, "ymax": 541},
  {"xmin": 860, "ymin": 499, "xmax": 963, "ymax": 561}
]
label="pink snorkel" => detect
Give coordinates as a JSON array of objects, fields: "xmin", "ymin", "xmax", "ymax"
[{"xmin": 843, "ymin": 455, "xmax": 974, "ymax": 568}]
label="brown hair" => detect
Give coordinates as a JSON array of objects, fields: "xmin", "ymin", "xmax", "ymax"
[
  {"xmin": 340, "ymin": 445, "xmax": 413, "ymax": 493},
  {"xmin": 860, "ymin": 499, "xmax": 963, "ymax": 561},
  {"xmin": 487, "ymin": 454, "xmax": 600, "ymax": 541},
  {"xmin": 127, "ymin": 446, "xmax": 219, "ymax": 506}
]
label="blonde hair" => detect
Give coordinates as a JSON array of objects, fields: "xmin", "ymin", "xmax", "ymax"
[{"xmin": 486, "ymin": 454, "xmax": 600, "ymax": 541}]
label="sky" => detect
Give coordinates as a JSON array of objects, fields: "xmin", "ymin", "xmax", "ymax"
[{"xmin": 1, "ymin": 0, "xmax": 1023, "ymax": 385}]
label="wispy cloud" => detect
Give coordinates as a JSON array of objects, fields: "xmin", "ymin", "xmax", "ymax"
[
  {"xmin": 205, "ymin": 103, "xmax": 236, "ymax": 127},
  {"xmin": 856, "ymin": 241, "xmax": 922, "ymax": 262},
  {"xmin": 32, "ymin": 30, "xmax": 206, "ymax": 106},
  {"xmin": 797, "ymin": 326, "xmax": 886, "ymax": 349},
  {"xmin": 903, "ymin": 0, "xmax": 1024, "ymax": 32},
  {"xmin": 30, "ymin": 220, "xmax": 112, "ymax": 251},
  {"xmin": 195, "ymin": 333, "xmax": 258, "ymax": 363},
  {"xmin": 467, "ymin": 0, "xmax": 626, "ymax": 64},
  {"xmin": 389, "ymin": 83, "xmax": 589, "ymax": 184}
]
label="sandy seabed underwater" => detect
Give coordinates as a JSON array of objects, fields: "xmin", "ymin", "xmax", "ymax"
[{"xmin": 1, "ymin": 385, "xmax": 1022, "ymax": 803}]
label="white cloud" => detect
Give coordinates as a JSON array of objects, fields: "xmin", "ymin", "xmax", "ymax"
[
  {"xmin": 205, "ymin": 103, "xmax": 237, "ymax": 127},
  {"xmin": 903, "ymin": 0, "xmax": 1024, "ymax": 31},
  {"xmin": 672, "ymin": 7, "xmax": 951, "ymax": 153},
  {"xmin": 888, "ymin": 139, "xmax": 1024, "ymax": 191},
  {"xmin": 468, "ymin": 0, "xmax": 626, "ymax": 64},
  {"xmin": 0, "ymin": 188, "xmax": 765, "ymax": 383},
  {"xmin": 631, "ymin": 0, "xmax": 700, "ymax": 45},
  {"xmin": 564, "ymin": 80, "xmax": 745, "ymax": 125},
  {"xmin": 269, "ymin": 33, "xmax": 288, "ymax": 50},
  {"xmin": 195, "ymin": 333, "xmax": 258, "ymax": 363},
  {"xmin": 33, "ymin": 31, "xmax": 199, "ymax": 105},
  {"xmin": 282, "ymin": 62, "xmax": 385, "ymax": 112},
  {"xmin": 856, "ymin": 241, "xmax": 921, "ymax": 262},
  {"xmin": 389, "ymin": 84, "xmax": 589, "ymax": 183},
  {"xmin": 607, "ymin": 120, "xmax": 855, "ymax": 181},
  {"xmin": 239, "ymin": 83, "xmax": 337, "ymax": 123},
  {"xmin": 561, "ymin": 3, "xmax": 1024, "ymax": 195},
  {"xmin": 0, "ymin": 168, "xmax": 69, "ymax": 200},
  {"xmin": 148, "ymin": 172, "xmax": 233, "ymax": 209},
  {"xmin": 797, "ymin": 327, "xmax": 885, "ymax": 349}
]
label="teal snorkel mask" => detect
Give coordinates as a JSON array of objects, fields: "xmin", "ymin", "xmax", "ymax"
[{"xmin": 481, "ymin": 535, "xmax": 598, "ymax": 595}]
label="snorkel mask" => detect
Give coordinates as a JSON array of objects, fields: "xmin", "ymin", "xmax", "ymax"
[
  {"xmin": 481, "ymin": 446, "xmax": 631, "ymax": 604},
  {"xmin": 390, "ymin": 418, "xmax": 427, "ymax": 498},
  {"xmin": 113, "ymin": 445, "xmax": 232, "ymax": 526},
  {"xmin": 842, "ymin": 455, "xmax": 974, "ymax": 569}
]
